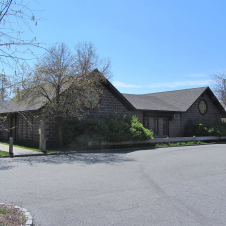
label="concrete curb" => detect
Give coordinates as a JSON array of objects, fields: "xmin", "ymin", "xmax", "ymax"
[
  {"xmin": 0, "ymin": 142, "xmax": 219, "ymax": 158},
  {"xmin": 0, "ymin": 203, "xmax": 33, "ymax": 226}
]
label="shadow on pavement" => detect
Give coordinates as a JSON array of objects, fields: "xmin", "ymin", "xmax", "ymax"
[{"xmin": 0, "ymin": 152, "xmax": 136, "ymax": 170}]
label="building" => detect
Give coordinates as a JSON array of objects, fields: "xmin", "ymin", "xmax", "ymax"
[{"xmin": 0, "ymin": 78, "xmax": 225, "ymax": 146}]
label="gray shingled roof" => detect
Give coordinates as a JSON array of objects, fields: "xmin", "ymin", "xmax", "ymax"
[
  {"xmin": 0, "ymin": 100, "xmax": 43, "ymax": 113},
  {"xmin": 0, "ymin": 86, "xmax": 224, "ymax": 114},
  {"xmin": 0, "ymin": 69, "xmax": 102, "ymax": 114},
  {"xmin": 122, "ymin": 87, "xmax": 208, "ymax": 112}
]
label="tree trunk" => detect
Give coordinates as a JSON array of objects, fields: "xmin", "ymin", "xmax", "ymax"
[{"xmin": 57, "ymin": 117, "xmax": 63, "ymax": 147}]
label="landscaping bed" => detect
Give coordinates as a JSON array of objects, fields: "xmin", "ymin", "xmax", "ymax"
[{"xmin": 0, "ymin": 204, "xmax": 26, "ymax": 226}]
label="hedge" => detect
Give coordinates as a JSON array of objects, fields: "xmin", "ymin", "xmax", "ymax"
[{"xmin": 62, "ymin": 114, "xmax": 153, "ymax": 146}]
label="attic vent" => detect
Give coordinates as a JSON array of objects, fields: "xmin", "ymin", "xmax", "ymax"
[{"xmin": 174, "ymin": 114, "xmax": 180, "ymax": 119}]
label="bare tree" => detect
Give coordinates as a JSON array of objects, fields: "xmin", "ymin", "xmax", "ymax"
[
  {"xmin": 0, "ymin": 73, "xmax": 11, "ymax": 100},
  {"xmin": 0, "ymin": 0, "xmax": 43, "ymax": 75},
  {"xmin": 16, "ymin": 43, "xmax": 110, "ymax": 146},
  {"xmin": 211, "ymin": 72, "xmax": 226, "ymax": 108},
  {"xmin": 75, "ymin": 42, "xmax": 112, "ymax": 79}
]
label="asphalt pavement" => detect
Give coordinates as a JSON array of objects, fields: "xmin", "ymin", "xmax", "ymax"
[{"xmin": 0, "ymin": 144, "xmax": 226, "ymax": 226}]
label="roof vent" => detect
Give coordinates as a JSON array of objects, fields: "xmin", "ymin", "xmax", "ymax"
[{"xmin": 174, "ymin": 114, "xmax": 180, "ymax": 119}]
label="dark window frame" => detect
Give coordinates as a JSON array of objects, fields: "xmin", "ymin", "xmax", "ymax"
[
  {"xmin": 154, "ymin": 118, "xmax": 159, "ymax": 135},
  {"xmin": 144, "ymin": 117, "xmax": 149, "ymax": 129}
]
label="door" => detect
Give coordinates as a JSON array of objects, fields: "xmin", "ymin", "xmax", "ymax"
[
  {"xmin": 163, "ymin": 119, "xmax": 168, "ymax": 136},
  {"xmin": 154, "ymin": 119, "xmax": 159, "ymax": 135}
]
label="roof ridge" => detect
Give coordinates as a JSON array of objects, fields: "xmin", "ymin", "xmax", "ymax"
[
  {"xmin": 144, "ymin": 86, "xmax": 208, "ymax": 95},
  {"xmin": 123, "ymin": 86, "xmax": 208, "ymax": 96}
]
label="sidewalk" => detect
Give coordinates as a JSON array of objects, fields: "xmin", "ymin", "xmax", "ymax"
[{"xmin": 0, "ymin": 143, "xmax": 42, "ymax": 156}]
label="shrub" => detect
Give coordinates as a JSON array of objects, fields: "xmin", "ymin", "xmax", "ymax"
[
  {"xmin": 184, "ymin": 120, "xmax": 226, "ymax": 137},
  {"xmin": 62, "ymin": 119, "xmax": 84, "ymax": 145},
  {"xmin": 104, "ymin": 114, "xmax": 132, "ymax": 142},
  {"xmin": 130, "ymin": 116, "xmax": 153, "ymax": 140},
  {"xmin": 62, "ymin": 114, "xmax": 153, "ymax": 146}
]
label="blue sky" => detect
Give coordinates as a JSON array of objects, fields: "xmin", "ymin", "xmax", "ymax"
[{"xmin": 25, "ymin": 0, "xmax": 226, "ymax": 94}]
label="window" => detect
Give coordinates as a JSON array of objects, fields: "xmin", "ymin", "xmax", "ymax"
[
  {"xmin": 144, "ymin": 118, "xmax": 149, "ymax": 129},
  {"xmin": 154, "ymin": 119, "xmax": 159, "ymax": 135},
  {"xmin": 198, "ymin": 99, "xmax": 208, "ymax": 115}
]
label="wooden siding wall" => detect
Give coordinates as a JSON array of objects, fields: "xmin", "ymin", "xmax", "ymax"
[
  {"xmin": 0, "ymin": 111, "xmax": 41, "ymax": 143},
  {"xmin": 181, "ymin": 93, "xmax": 222, "ymax": 135},
  {"xmin": 89, "ymin": 86, "xmax": 129, "ymax": 118}
]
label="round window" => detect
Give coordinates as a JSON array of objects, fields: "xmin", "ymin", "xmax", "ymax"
[{"xmin": 198, "ymin": 100, "xmax": 207, "ymax": 115}]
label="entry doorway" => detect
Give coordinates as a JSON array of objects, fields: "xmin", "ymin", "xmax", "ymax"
[{"xmin": 163, "ymin": 119, "xmax": 168, "ymax": 136}]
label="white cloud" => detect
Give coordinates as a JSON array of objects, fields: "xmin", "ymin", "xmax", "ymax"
[
  {"xmin": 113, "ymin": 81, "xmax": 142, "ymax": 88},
  {"xmin": 148, "ymin": 80, "xmax": 211, "ymax": 88}
]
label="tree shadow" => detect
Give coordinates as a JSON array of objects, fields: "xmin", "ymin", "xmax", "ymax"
[
  {"xmin": 0, "ymin": 164, "xmax": 15, "ymax": 171},
  {"xmin": 0, "ymin": 152, "xmax": 136, "ymax": 169}
]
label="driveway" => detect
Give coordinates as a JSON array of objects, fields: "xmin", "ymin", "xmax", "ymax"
[{"xmin": 0, "ymin": 144, "xmax": 226, "ymax": 226}]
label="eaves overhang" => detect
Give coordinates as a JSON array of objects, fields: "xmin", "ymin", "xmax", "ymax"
[{"xmin": 102, "ymin": 80, "xmax": 136, "ymax": 111}]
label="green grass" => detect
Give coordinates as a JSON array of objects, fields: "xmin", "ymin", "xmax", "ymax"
[
  {"xmin": 169, "ymin": 142, "xmax": 181, "ymax": 146},
  {"xmin": 155, "ymin": 143, "xmax": 168, "ymax": 147},
  {"xmin": 0, "ymin": 208, "xmax": 10, "ymax": 214},
  {"xmin": 0, "ymin": 150, "xmax": 9, "ymax": 156},
  {"xmin": 180, "ymin": 142, "xmax": 186, "ymax": 145},
  {"xmin": 186, "ymin": 141, "xmax": 195, "ymax": 145},
  {"xmin": 196, "ymin": 141, "xmax": 206, "ymax": 144},
  {"xmin": 155, "ymin": 141, "xmax": 207, "ymax": 148}
]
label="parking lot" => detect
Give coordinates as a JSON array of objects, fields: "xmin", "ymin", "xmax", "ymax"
[{"xmin": 0, "ymin": 144, "xmax": 226, "ymax": 226}]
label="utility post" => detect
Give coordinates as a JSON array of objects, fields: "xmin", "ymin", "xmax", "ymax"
[
  {"xmin": 9, "ymin": 137, "xmax": 14, "ymax": 157},
  {"xmin": 39, "ymin": 119, "xmax": 46, "ymax": 153}
]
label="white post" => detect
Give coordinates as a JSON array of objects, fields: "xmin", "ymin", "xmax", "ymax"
[
  {"xmin": 39, "ymin": 119, "xmax": 46, "ymax": 153},
  {"xmin": 9, "ymin": 137, "xmax": 13, "ymax": 157},
  {"xmin": 39, "ymin": 120, "xmax": 42, "ymax": 150},
  {"xmin": 42, "ymin": 138, "xmax": 46, "ymax": 153}
]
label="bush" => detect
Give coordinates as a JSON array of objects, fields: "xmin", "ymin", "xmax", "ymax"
[
  {"xmin": 62, "ymin": 119, "xmax": 84, "ymax": 145},
  {"xmin": 62, "ymin": 114, "xmax": 153, "ymax": 146},
  {"xmin": 130, "ymin": 116, "xmax": 153, "ymax": 140},
  {"xmin": 184, "ymin": 120, "xmax": 226, "ymax": 137},
  {"xmin": 104, "ymin": 114, "xmax": 131, "ymax": 142}
]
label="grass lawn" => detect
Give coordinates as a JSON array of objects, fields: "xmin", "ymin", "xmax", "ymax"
[{"xmin": 0, "ymin": 150, "xmax": 9, "ymax": 156}]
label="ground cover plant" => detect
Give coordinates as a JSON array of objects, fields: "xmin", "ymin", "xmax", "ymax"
[
  {"xmin": 155, "ymin": 141, "xmax": 206, "ymax": 148},
  {"xmin": 0, "ymin": 204, "xmax": 26, "ymax": 226}
]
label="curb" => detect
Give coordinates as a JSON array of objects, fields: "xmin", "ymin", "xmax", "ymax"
[
  {"xmin": 0, "ymin": 146, "xmax": 156, "ymax": 158},
  {"xmin": 0, "ymin": 142, "xmax": 219, "ymax": 158},
  {"xmin": 0, "ymin": 203, "xmax": 33, "ymax": 225}
]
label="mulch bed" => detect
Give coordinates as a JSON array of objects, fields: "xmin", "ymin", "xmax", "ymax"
[{"xmin": 0, "ymin": 204, "xmax": 26, "ymax": 226}]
